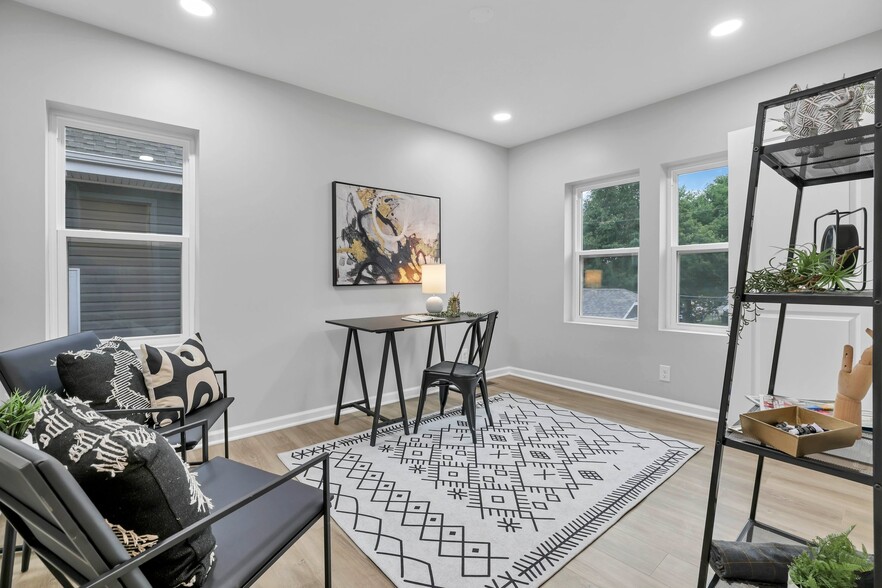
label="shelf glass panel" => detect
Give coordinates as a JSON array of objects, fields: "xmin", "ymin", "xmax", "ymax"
[
  {"xmin": 759, "ymin": 77, "xmax": 875, "ymax": 184},
  {"xmin": 724, "ymin": 430, "xmax": 873, "ymax": 483},
  {"xmin": 760, "ymin": 129, "xmax": 874, "ymax": 185}
]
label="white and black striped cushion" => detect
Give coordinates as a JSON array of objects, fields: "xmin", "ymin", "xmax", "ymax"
[{"xmin": 56, "ymin": 337, "xmax": 152, "ymax": 424}]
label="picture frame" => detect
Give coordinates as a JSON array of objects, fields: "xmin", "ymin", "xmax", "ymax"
[{"xmin": 332, "ymin": 181, "xmax": 441, "ymax": 286}]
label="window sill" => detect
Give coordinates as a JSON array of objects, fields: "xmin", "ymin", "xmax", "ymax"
[
  {"xmin": 565, "ymin": 317, "xmax": 639, "ymax": 329},
  {"xmin": 660, "ymin": 324, "xmax": 728, "ymax": 336}
]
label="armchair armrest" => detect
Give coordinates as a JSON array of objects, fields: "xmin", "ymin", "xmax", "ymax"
[
  {"xmin": 159, "ymin": 419, "xmax": 210, "ymax": 464},
  {"xmin": 213, "ymin": 369, "xmax": 228, "ymax": 399},
  {"xmin": 98, "ymin": 406, "xmax": 184, "ymax": 422},
  {"xmin": 80, "ymin": 451, "xmax": 330, "ymax": 588}
]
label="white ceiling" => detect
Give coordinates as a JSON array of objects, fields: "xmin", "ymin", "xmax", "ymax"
[{"xmin": 13, "ymin": 0, "xmax": 882, "ymax": 147}]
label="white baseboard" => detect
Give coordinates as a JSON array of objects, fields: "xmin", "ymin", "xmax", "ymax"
[
  {"xmin": 205, "ymin": 365, "xmax": 714, "ymax": 446},
  {"xmin": 505, "ymin": 367, "xmax": 718, "ymax": 422},
  {"xmin": 206, "ymin": 377, "xmax": 458, "ymax": 446}
]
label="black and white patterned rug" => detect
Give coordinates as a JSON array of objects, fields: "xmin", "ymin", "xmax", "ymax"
[{"xmin": 279, "ymin": 392, "xmax": 701, "ymax": 587}]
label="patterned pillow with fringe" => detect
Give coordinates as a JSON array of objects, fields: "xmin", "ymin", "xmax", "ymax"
[
  {"xmin": 56, "ymin": 337, "xmax": 152, "ymax": 424},
  {"xmin": 33, "ymin": 394, "xmax": 216, "ymax": 587}
]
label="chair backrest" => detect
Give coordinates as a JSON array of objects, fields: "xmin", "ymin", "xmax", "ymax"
[
  {"xmin": 0, "ymin": 432, "xmax": 150, "ymax": 587},
  {"xmin": 451, "ymin": 311, "xmax": 499, "ymax": 372},
  {"xmin": 0, "ymin": 331, "xmax": 100, "ymax": 397},
  {"xmin": 474, "ymin": 311, "xmax": 498, "ymax": 371}
]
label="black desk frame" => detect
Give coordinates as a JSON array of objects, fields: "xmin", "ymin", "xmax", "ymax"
[{"xmin": 327, "ymin": 314, "xmax": 478, "ymax": 446}]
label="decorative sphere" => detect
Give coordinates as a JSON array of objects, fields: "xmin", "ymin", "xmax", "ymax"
[{"xmin": 426, "ymin": 296, "xmax": 444, "ymax": 313}]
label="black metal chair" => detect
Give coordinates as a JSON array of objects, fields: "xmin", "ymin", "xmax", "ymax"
[
  {"xmin": 413, "ymin": 311, "xmax": 498, "ymax": 443},
  {"xmin": 0, "ymin": 331, "xmax": 234, "ymax": 459},
  {"xmin": 0, "ymin": 426, "xmax": 331, "ymax": 587}
]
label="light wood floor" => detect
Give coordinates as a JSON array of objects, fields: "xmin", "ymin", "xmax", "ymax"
[{"xmin": 9, "ymin": 375, "xmax": 874, "ymax": 587}]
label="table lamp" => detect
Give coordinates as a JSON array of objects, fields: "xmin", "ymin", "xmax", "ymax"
[{"xmin": 421, "ymin": 264, "xmax": 446, "ymax": 313}]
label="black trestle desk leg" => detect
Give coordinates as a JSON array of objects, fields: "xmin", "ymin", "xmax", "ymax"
[
  {"xmin": 390, "ymin": 334, "xmax": 410, "ymax": 435},
  {"xmin": 370, "ymin": 334, "xmax": 393, "ymax": 446},
  {"xmin": 334, "ymin": 330, "xmax": 372, "ymax": 425},
  {"xmin": 334, "ymin": 329, "xmax": 354, "ymax": 425},
  {"xmin": 427, "ymin": 325, "xmax": 449, "ymax": 410},
  {"xmin": 352, "ymin": 331, "xmax": 371, "ymax": 412},
  {"xmin": 334, "ymin": 329, "xmax": 353, "ymax": 425},
  {"xmin": 426, "ymin": 325, "xmax": 438, "ymax": 368}
]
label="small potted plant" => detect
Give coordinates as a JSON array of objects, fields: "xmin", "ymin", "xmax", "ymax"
[
  {"xmin": 788, "ymin": 527, "xmax": 874, "ymax": 588},
  {"xmin": 0, "ymin": 388, "xmax": 47, "ymax": 442},
  {"xmin": 446, "ymin": 292, "xmax": 461, "ymax": 316}
]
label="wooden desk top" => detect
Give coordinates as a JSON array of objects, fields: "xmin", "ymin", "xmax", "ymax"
[{"xmin": 326, "ymin": 313, "xmax": 475, "ymax": 333}]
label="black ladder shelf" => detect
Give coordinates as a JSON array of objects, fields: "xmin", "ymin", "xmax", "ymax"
[{"xmin": 698, "ymin": 68, "xmax": 882, "ymax": 587}]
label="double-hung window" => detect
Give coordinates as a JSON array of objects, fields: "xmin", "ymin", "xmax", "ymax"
[
  {"xmin": 48, "ymin": 110, "xmax": 196, "ymax": 345},
  {"xmin": 573, "ymin": 176, "xmax": 640, "ymax": 323},
  {"xmin": 668, "ymin": 162, "xmax": 728, "ymax": 330}
]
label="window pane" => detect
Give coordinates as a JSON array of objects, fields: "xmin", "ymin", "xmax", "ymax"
[
  {"xmin": 581, "ymin": 181, "xmax": 639, "ymax": 250},
  {"xmin": 68, "ymin": 238, "xmax": 182, "ymax": 338},
  {"xmin": 677, "ymin": 166, "xmax": 728, "ymax": 245},
  {"xmin": 66, "ymin": 181, "xmax": 182, "ymax": 234},
  {"xmin": 678, "ymin": 251, "xmax": 728, "ymax": 326},
  {"xmin": 581, "ymin": 255, "xmax": 638, "ymax": 320},
  {"xmin": 65, "ymin": 127, "xmax": 183, "ymax": 234}
]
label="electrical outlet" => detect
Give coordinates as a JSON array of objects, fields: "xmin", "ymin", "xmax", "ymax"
[{"xmin": 659, "ymin": 364, "xmax": 671, "ymax": 382}]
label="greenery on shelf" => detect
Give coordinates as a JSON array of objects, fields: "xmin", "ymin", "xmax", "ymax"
[
  {"xmin": 746, "ymin": 244, "xmax": 860, "ymax": 293},
  {"xmin": 428, "ymin": 310, "xmax": 485, "ymax": 319},
  {"xmin": 734, "ymin": 243, "xmax": 862, "ymax": 336},
  {"xmin": 0, "ymin": 387, "xmax": 47, "ymax": 440},
  {"xmin": 788, "ymin": 527, "xmax": 873, "ymax": 588}
]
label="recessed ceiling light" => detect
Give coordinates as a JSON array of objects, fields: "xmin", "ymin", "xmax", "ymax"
[
  {"xmin": 710, "ymin": 19, "xmax": 742, "ymax": 37},
  {"xmin": 180, "ymin": 0, "xmax": 214, "ymax": 17},
  {"xmin": 138, "ymin": 155, "xmax": 155, "ymax": 162},
  {"xmin": 493, "ymin": 112, "xmax": 512, "ymax": 122}
]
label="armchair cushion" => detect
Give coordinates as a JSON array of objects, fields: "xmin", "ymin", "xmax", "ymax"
[
  {"xmin": 141, "ymin": 333, "xmax": 222, "ymax": 426},
  {"xmin": 32, "ymin": 394, "xmax": 217, "ymax": 587},
  {"xmin": 55, "ymin": 337, "xmax": 152, "ymax": 424}
]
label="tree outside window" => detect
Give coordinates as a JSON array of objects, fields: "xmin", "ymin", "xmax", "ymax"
[
  {"xmin": 577, "ymin": 179, "xmax": 639, "ymax": 321},
  {"xmin": 672, "ymin": 165, "xmax": 728, "ymax": 327}
]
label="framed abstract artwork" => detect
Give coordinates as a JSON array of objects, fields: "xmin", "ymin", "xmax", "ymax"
[{"xmin": 332, "ymin": 181, "xmax": 441, "ymax": 286}]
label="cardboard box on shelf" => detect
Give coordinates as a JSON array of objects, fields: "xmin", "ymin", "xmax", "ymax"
[{"xmin": 739, "ymin": 406, "xmax": 861, "ymax": 458}]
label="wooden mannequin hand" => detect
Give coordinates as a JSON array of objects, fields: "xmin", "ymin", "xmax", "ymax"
[
  {"xmin": 837, "ymin": 343, "xmax": 872, "ymax": 402},
  {"xmin": 835, "ymin": 328, "xmax": 873, "ymax": 428}
]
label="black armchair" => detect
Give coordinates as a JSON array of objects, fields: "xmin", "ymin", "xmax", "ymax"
[
  {"xmin": 0, "ymin": 331, "xmax": 233, "ymax": 459},
  {"xmin": 0, "ymin": 425, "xmax": 331, "ymax": 587},
  {"xmin": 413, "ymin": 310, "xmax": 499, "ymax": 443},
  {"xmin": 0, "ymin": 332, "xmax": 237, "ymax": 586}
]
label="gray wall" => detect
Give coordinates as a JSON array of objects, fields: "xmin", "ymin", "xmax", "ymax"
[
  {"xmin": 0, "ymin": 1, "xmax": 510, "ymax": 428},
  {"xmin": 507, "ymin": 30, "xmax": 882, "ymax": 411},
  {"xmin": 2, "ymin": 0, "xmax": 881, "ymax": 427}
]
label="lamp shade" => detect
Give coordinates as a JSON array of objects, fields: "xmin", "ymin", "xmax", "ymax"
[{"xmin": 421, "ymin": 264, "xmax": 446, "ymax": 294}]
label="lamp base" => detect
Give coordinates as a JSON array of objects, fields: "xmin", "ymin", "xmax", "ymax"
[{"xmin": 426, "ymin": 295, "xmax": 444, "ymax": 313}]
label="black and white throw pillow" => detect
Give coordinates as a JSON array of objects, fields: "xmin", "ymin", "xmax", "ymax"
[
  {"xmin": 55, "ymin": 337, "xmax": 152, "ymax": 424},
  {"xmin": 141, "ymin": 333, "xmax": 222, "ymax": 427},
  {"xmin": 32, "ymin": 394, "xmax": 216, "ymax": 587}
]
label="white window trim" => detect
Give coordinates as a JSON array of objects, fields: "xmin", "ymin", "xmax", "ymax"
[
  {"xmin": 46, "ymin": 107, "xmax": 198, "ymax": 348},
  {"xmin": 568, "ymin": 173, "xmax": 640, "ymax": 328},
  {"xmin": 663, "ymin": 158, "xmax": 728, "ymax": 334}
]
